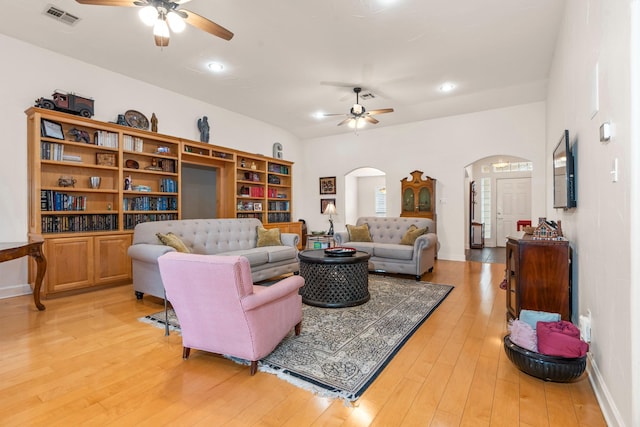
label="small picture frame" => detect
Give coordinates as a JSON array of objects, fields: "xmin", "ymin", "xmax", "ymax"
[
  {"xmin": 319, "ymin": 176, "xmax": 336, "ymax": 195},
  {"xmin": 96, "ymin": 152, "xmax": 117, "ymax": 167},
  {"xmin": 321, "ymin": 198, "xmax": 336, "ymax": 214},
  {"xmin": 41, "ymin": 119, "xmax": 64, "ymax": 140},
  {"xmin": 253, "ymin": 202, "xmax": 263, "ymax": 212}
]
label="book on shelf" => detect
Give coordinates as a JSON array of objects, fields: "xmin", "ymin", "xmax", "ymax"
[
  {"xmin": 41, "ymin": 214, "xmax": 118, "ymax": 233},
  {"xmin": 94, "ymin": 131, "xmax": 118, "ymax": 148},
  {"xmin": 123, "ymin": 135, "xmax": 144, "ymax": 152}
]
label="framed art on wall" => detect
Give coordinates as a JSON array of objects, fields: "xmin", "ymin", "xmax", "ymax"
[
  {"xmin": 321, "ymin": 198, "xmax": 336, "ymax": 214},
  {"xmin": 319, "ymin": 176, "xmax": 336, "ymax": 195}
]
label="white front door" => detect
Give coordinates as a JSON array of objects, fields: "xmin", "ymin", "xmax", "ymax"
[{"xmin": 496, "ymin": 178, "xmax": 531, "ymax": 247}]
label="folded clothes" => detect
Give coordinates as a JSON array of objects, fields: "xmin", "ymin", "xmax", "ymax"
[
  {"xmin": 519, "ymin": 309, "xmax": 561, "ymax": 330},
  {"xmin": 537, "ymin": 320, "xmax": 589, "ymax": 358},
  {"xmin": 508, "ymin": 319, "xmax": 537, "ymax": 352}
]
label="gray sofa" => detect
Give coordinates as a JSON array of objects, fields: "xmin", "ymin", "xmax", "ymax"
[
  {"xmin": 127, "ymin": 218, "xmax": 300, "ymax": 300},
  {"xmin": 333, "ymin": 216, "xmax": 437, "ymax": 280}
]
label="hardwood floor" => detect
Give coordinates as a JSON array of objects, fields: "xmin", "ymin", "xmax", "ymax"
[{"xmin": 0, "ymin": 259, "xmax": 605, "ymax": 426}]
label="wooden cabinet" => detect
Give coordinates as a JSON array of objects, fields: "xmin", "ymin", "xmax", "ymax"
[
  {"xmin": 506, "ymin": 235, "xmax": 571, "ymax": 321},
  {"xmin": 400, "ymin": 170, "xmax": 436, "ymax": 221}
]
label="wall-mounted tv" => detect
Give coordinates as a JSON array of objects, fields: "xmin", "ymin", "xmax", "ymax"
[{"xmin": 553, "ymin": 129, "xmax": 576, "ymax": 209}]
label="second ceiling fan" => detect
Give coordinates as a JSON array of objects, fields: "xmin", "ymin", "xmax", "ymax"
[{"xmin": 324, "ymin": 87, "xmax": 394, "ymax": 127}]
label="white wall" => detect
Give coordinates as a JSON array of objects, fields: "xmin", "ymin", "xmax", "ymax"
[
  {"xmin": 0, "ymin": 34, "xmax": 302, "ymax": 298},
  {"xmin": 299, "ymin": 103, "xmax": 547, "ymax": 261},
  {"xmin": 546, "ymin": 1, "xmax": 636, "ymax": 425},
  {"xmin": 357, "ymin": 176, "xmax": 386, "ymax": 218}
]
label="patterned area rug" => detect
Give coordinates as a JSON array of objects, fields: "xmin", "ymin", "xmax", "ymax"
[{"xmin": 141, "ymin": 275, "xmax": 453, "ymax": 401}]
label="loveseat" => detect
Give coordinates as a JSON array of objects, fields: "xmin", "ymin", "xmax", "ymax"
[
  {"xmin": 333, "ymin": 216, "xmax": 437, "ymax": 280},
  {"xmin": 128, "ymin": 218, "xmax": 300, "ymax": 300}
]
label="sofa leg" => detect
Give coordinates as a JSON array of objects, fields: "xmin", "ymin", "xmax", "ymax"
[
  {"xmin": 135, "ymin": 291, "xmax": 144, "ymax": 300},
  {"xmin": 183, "ymin": 347, "xmax": 191, "ymax": 359},
  {"xmin": 416, "ymin": 275, "xmax": 421, "ymax": 281},
  {"xmin": 428, "ymin": 267, "xmax": 434, "ymax": 273},
  {"xmin": 293, "ymin": 271, "xmax": 300, "ymax": 275},
  {"xmin": 294, "ymin": 321, "xmax": 302, "ymax": 335},
  {"xmin": 250, "ymin": 360, "xmax": 258, "ymax": 375}
]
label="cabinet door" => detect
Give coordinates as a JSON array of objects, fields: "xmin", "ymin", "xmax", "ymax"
[
  {"xmin": 505, "ymin": 240, "xmax": 518, "ymax": 320},
  {"xmin": 45, "ymin": 236, "xmax": 94, "ymax": 294},
  {"xmin": 94, "ymin": 234, "xmax": 132, "ymax": 285},
  {"xmin": 402, "ymin": 188, "xmax": 415, "ymax": 214}
]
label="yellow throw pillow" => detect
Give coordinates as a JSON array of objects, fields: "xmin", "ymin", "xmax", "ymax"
[
  {"xmin": 156, "ymin": 232, "xmax": 191, "ymax": 253},
  {"xmin": 399, "ymin": 225, "xmax": 428, "ymax": 245},
  {"xmin": 346, "ymin": 223, "xmax": 372, "ymax": 242},
  {"xmin": 257, "ymin": 227, "xmax": 283, "ymax": 247}
]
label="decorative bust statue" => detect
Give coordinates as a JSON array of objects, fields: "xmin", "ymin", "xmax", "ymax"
[{"xmin": 197, "ymin": 116, "xmax": 210, "ymax": 143}]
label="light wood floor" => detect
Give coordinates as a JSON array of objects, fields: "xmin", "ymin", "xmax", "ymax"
[{"xmin": 0, "ymin": 259, "xmax": 606, "ymax": 426}]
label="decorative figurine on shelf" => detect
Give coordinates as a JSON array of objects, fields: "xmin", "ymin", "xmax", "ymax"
[
  {"xmin": 151, "ymin": 113, "xmax": 158, "ymax": 132},
  {"xmin": 240, "ymin": 158, "xmax": 246, "ymax": 168},
  {"xmin": 124, "ymin": 175, "xmax": 132, "ymax": 191},
  {"xmin": 250, "ymin": 161, "xmax": 257, "ymax": 170},
  {"xmin": 197, "ymin": 116, "xmax": 210, "ymax": 143},
  {"xmin": 273, "ymin": 142, "xmax": 283, "ymax": 159},
  {"xmin": 68, "ymin": 128, "xmax": 91, "ymax": 144},
  {"xmin": 58, "ymin": 176, "xmax": 76, "ymax": 187},
  {"xmin": 116, "ymin": 114, "xmax": 127, "ymax": 126},
  {"xmin": 35, "ymin": 91, "xmax": 94, "ymax": 118}
]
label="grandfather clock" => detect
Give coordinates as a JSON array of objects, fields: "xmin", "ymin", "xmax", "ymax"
[{"xmin": 400, "ymin": 170, "xmax": 436, "ymax": 224}]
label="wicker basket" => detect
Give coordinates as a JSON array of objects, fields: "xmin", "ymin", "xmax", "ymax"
[{"xmin": 503, "ymin": 335, "xmax": 586, "ymax": 382}]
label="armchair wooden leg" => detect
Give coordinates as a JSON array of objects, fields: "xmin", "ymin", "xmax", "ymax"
[
  {"xmin": 182, "ymin": 347, "xmax": 191, "ymax": 359},
  {"xmin": 295, "ymin": 321, "xmax": 302, "ymax": 336},
  {"xmin": 250, "ymin": 360, "xmax": 258, "ymax": 375}
]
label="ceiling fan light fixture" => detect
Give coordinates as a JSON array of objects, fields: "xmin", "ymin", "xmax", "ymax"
[
  {"xmin": 348, "ymin": 118, "xmax": 366, "ymax": 129},
  {"xmin": 138, "ymin": 5, "xmax": 157, "ymax": 26},
  {"xmin": 352, "ymin": 104, "xmax": 364, "ymax": 115},
  {"xmin": 167, "ymin": 10, "xmax": 185, "ymax": 33}
]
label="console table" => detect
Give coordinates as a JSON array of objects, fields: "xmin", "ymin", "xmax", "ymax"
[{"xmin": 0, "ymin": 241, "xmax": 47, "ymax": 310}]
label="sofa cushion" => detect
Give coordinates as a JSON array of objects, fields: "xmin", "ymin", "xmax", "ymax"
[
  {"xmin": 399, "ymin": 224, "xmax": 428, "ymax": 245},
  {"xmin": 222, "ymin": 248, "xmax": 269, "ymax": 266},
  {"xmin": 256, "ymin": 227, "xmax": 282, "ymax": 247},
  {"xmin": 262, "ymin": 245, "xmax": 297, "ymax": 263},
  {"xmin": 373, "ymin": 243, "xmax": 414, "ymax": 260},
  {"xmin": 347, "ymin": 223, "xmax": 372, "ymax": 242},
  {"xmin": 156, "ymin": 232, "xmax": 190, "ymax": 253},
  {"xmin": 344, "ymin": 242, "xmax": 375, "ymax": 253}
]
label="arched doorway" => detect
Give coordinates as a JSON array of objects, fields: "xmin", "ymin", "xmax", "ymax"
[
  {"xmin": 344, "ymin": 167, "xmax": 386, "ymax": 225},
  {"xmin": 465, "ymin": 155, "xmax": 533, "ymax": 261}
]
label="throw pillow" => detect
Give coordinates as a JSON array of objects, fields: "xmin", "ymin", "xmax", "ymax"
[
  {"xmin": 519, "ymin": 309, "xmax": 561, "ymax": 330},
  {"xmin": 399, "ymin": 224, "xmax": 428, "ymax": 245},
  {"xmin": 156, "ymin": 232, "xmax": 190, "ymax": 253},
  {"xmin": 346, "ymin": 223, "xmax": 372, "ymax": 242},
  {"xmin": 256, "ymin": 227, "xmax": 283, "ymax": 247}
]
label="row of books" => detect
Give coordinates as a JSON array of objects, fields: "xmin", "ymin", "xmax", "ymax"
[
  {"xmin": 123, "ymin": 213, "xmax": 178, "ymax": 229},
  {"xmin": 267, "ymin": 212, "xmax": 291, "ymax": 223},
  {"xmin": 239, "ymin": 186, "xmax": 265, "ymax": 197},
  {"xmin": 158, "ymin": 159, "xmax": 176, "ymax": 173},
  {"xmin": 41, "ymin": 214, "xmax": 118, "ymax": 233},
  {"xmin": 236, "ymin": 213, "xmax": 264, "ymax": 219},
  {"xmin": 123, "ymin": 135, "xmax": 144, "ymax": 152},
  {"xmin": 268, "ymin": 164, "xmax": 290, "ymax": 174},
  {"xmin": 123, "ymin": 196, "xmax": 177, "ymax": 211},
  {"xmin": 41, "ymin": 142, "xmax": 64, "ymax": 161},
  {"xmin": 41, "ymin": 190, "xmax": 87, "ymax": 211},
  {"xmin": 95, "ymin": 131, "xmax": 118, "ymax": 148},
  {"xmin": 268, "ymin": 201, "xmax": 290, "ymax": 211},
  {"xmin": 159, "ymin": 178, "xmax": 178, "ymax": 193}
]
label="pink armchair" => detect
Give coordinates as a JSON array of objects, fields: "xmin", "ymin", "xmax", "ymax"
[{"xmin": 158, "ymin": 252, "xmax": 304, "ymax": 375}]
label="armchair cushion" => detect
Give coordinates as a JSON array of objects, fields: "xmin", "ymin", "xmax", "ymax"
[
  {"xmin": 156, "ymin": 232, "xmax": 191, "ymax": 253},
  {"xmin": 399, "ymin": 224, "xmax": 428, "ymax": 245},
  {"xmin": 347, "ymin": 223, "xmax": 372, "ymax": 242},
  {"xmin": 256, "ymin": 227, "xmax": 283, "ymax": 247}
]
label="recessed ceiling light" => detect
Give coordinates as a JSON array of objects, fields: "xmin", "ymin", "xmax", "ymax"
[
  {"xmin": 207, "ymin": 62, "xmax": 224, "ymax": 72},
  {"xmin": 439, "ymin": 82, "xmax": 456, "ymax": 92}
]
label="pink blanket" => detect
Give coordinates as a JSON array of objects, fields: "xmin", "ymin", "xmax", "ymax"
[{"xmin": 536, "ymin": 320, "xmax": 589, "ymax": 358}]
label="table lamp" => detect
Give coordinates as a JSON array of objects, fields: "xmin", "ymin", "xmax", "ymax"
[{"xmin": 323, "ymin": 202, "xmax": 337, "ymax": 235}]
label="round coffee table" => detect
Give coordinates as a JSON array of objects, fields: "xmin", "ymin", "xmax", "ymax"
[{"xmin": 298, "ymin": 249, "xmax": 371, "ymax": 308}]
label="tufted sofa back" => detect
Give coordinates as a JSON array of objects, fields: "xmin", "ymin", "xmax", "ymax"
[
  {"xmin": 132, "ymin": 218, "xmax": 263, "ymax": 254},
  {"xmin": 355, "ymin": 216, "xmax": 435, "ymax": 244}
]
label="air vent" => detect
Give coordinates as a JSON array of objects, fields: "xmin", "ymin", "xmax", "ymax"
[
  {"xmin": 43, "ymin": 5, "xmax": 80, "ymax": 26},
  {"xmin": 360, "ymin": 92, "xmax": 376, "ymax": 100}
]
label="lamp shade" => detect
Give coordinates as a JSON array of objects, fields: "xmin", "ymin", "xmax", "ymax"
[{"xmin": 323, "ymin": 202, "xmax": 336, "ymax": 216}]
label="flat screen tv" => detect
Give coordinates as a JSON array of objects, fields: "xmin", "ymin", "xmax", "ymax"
[{"xmin": 553, "ymin": 129, "xmax": 576, "ymax": 209}]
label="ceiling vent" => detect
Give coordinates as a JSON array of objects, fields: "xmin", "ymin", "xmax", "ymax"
[
  {"xmin": 43, "ymin": 5, "xmax": 80, "ymax": 26},
  {"xmin": 360, "ymin": 92, "xmax": 376, "ymax": 100}
]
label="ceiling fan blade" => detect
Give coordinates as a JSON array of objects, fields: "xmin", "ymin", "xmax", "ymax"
[
  {"xmin": 174, "ymin": 0, "xmax": 192, "ymax": 4},
  {"xmin": 323, "ymin": 113, "xmax": 348, "ymax": 117},
  {"xmin": 367, "ymin": 108, "xmax": 394, "ymax": 115},
  {"xmin": 182, "ymin": 9, "xmax": 234, "ymax": 40},
  {"xmin": 364, "ymin": 116, "xmax": 379, "ymax": 124},
  {"xmin": 337, "ymin": 117, "xmax": 352, "ymax": 126},
  {"xmin": 75, "ymin": 0, "xmax": 137, "ymax": 6}
]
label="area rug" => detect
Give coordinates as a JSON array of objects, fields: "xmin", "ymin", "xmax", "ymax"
[{"xmin": 140, "ymin": 275, "xmax": 453, "ymax": 401}]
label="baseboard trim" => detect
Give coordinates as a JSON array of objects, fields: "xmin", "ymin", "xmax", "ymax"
[
  {"xmin": 587, "ymin": 352, "xmax": 626, "ymax": 427},
  {"xmin": 0, "ymin": 283, "xmax": 31, "ymax": 300}
]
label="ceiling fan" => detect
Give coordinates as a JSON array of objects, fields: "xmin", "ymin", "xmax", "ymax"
[
  {"xmin": 324, "ymin": 87, "xmax": 394, "ymax": 128},
  {"xmin": 75, "ymin": 0, "xmax": 234, "ymax": 47}
]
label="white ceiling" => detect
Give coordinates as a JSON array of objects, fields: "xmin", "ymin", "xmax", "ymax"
[{"xmin": 0, "ymin": 0, "xmax": 565, "ymax": 140}]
